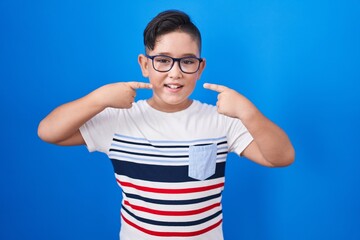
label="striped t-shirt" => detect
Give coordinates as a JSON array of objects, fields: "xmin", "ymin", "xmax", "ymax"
[{"xmin": 80, "ymin": 100, "xmax": 253, "ymax": 240}]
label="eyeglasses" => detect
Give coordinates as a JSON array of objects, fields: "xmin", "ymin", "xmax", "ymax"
[{"xmin": 146, "ymin": 54, "xmax": 203, "ymax": 74}]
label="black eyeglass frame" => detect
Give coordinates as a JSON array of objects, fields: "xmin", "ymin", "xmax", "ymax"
[{"xmin": 145, "ymin": 54, "xmax": 204, "ymax": 74}]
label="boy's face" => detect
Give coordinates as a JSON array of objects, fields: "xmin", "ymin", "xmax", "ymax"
[{"xmin": 138, "ymin": 31, "xmax": 206, "ymax": 112}]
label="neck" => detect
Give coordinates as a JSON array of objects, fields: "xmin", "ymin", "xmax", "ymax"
[{"xmin": 147, "ymin": 98, "xmax": 193, "ymax": 113}]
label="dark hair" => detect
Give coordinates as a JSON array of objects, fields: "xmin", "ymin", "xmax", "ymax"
[{"xmin": 143, "ymin": 10, "xmax": 202, "ymax": 53}]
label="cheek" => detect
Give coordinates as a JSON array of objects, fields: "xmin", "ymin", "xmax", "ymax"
[
  {"xmin": 184, "ymin": 78, "xmax": 198, "ymax": 92},
  {"xmin": 148, "ymin": 72, "xmax": 166, "ymax": 86},
  {"xmin": 188, "ymin": 76, "xmax": 199, "ymax": 85},
  {"xmin": 188, "ymin": 72, "xmax": 200, "ymax": 82}
]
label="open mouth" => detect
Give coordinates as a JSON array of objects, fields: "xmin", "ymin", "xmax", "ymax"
[{"xmin": 164, "ymin": 84, "xmax": 184, "ymax": 90}]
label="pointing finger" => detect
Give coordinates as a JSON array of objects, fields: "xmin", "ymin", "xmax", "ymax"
[
  {"xmin": 203, "ymin": 83, "xmax": 228, "ymax": 93},
  {"xmin": 128, "ymin": 81, "xmax": 153, "ymax": 90}
]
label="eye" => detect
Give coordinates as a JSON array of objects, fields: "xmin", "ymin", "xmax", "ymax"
[
  {"xmin": 181, "ymin": 58, "xmax": 197, "ymax": 65},
  {"xmin": 155, "ymin": 57, "xmax": 172, "ymax": 64}
]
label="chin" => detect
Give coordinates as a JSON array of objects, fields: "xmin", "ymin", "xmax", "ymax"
[{"xmin": 165, "ymin": 94, "xmax": 191, "ymax": 103}]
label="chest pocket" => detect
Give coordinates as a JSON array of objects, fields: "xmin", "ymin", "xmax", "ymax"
[{"xmin": 188, "ymin": 143, "xmax": 217, "ymax": 181}]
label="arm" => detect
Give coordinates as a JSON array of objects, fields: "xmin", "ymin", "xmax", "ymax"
[
  {"xmin": 203, "ymin": 83, "xmax": 295, "ymax": 167},
  {"xmin": 38, "ymin": 82, "xmax": 152, "ymax": 146}
]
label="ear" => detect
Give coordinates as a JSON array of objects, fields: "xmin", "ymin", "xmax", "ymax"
[
  {"xmin": 196, "ymin": 58, "xmax": 206, "ymax": 81},
  {"xmin": 138, "ymin": 54, "xmax": 150, "ymax": 77}
]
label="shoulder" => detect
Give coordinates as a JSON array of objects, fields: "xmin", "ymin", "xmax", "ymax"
[
  {"xmin": 192, "ymin": 100, "xmax": 230, "ymax": 120},
  {"xmin": 192, "ymin": 100, "xmax": 217, "ymax": 113},
  {"xmin": 190, "ymin": 100, "xmax": 230, "ymax": 125},
  {"xmin": 91, "ymin": 101, "xmax": 146, "ymax": 121},
  {"xmin": 192, "ymin": 100, "xmax": 247, "ymax": 127}
]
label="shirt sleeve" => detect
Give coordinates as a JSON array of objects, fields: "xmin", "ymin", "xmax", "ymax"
[
  {"xmin": 225, "ymin": 116, "xmax": 254, "ymax": 156},
  {"xmin": 79, "ymin": 107, "xmax": 119, "ymax": 154}
]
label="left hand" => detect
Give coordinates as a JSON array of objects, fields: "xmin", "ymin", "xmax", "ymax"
[{"xmin": 203, "ymin": 83, "xmax": 256, "ymax": 120}]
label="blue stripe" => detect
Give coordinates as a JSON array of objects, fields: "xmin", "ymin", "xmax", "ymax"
[
  {"xmin": 111, "ymin": 159, "xmax": 226, "ymax": 183},
  {"xmin": 122, "ymin": 204, "xmax": 222, "ymax": 227},
  {"xmin": 111, "ymin": 143, "xmax": 228, "ymax": 154},
  {"xmin": 113, "ymin": 138, "xmax": 228, "ymax": 149},
  {"xmin": 109, "ymin": 148, "xmax": 228, "ymax": 159},
  {"xmin": 217, "ymin": 146, "xmax": 228, "ymax": 151},
  {"xmin": 109, "ymin": 148, "xmax": 188, "ymax": 158},
  {"xmin": 108, "ymin": 153, "xmax": 227, "ymax": 165},
  {"xmin": 123, "ymin": 191, "xmax": 222, "ymax": 205},
  {"xmin": 114, "ymin": 133, "xmax": 227, "ymax": 145},
  {"xmin": 111, "ymin": 143, "xmax": 189, "ymax": 154}
]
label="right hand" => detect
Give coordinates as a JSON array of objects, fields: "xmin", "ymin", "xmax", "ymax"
[{"xmin": 96, "ymin": 82, "xmax": 152, "ymax": 109}]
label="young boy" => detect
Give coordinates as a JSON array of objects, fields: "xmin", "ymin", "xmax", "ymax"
[{"xmin": 38, "ymin": 10, "xmax": 294, "ymax": 240}]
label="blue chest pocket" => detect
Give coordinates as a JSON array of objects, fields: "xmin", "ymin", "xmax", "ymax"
[{"xmin": 188, "ymin": 143, "xmax": 217, "ymax": 181}]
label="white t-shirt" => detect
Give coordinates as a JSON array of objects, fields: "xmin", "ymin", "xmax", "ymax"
[{"xmin": 80, "ymin": 100, "xmax": 253, "ymax": 240}]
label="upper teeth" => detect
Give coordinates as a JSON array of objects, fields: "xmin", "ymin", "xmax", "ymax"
[{"xmin": 167, "ymin": 84, "xmax": 181, "ymax": 89}]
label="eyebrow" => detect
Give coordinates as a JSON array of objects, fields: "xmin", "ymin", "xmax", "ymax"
[{"xmin": 155, "ymin": 52, "xmax": 199, "ymax": 58}]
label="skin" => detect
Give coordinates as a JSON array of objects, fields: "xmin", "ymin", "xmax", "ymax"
[
  {"xmin": 203, "ymin": 83, "xmax": 295, "ymax": 167},
  {"xmin": 37, "ymin": 81, "xmax": 152, "ymax": 146},
  {"xmin": 38, "ymin": 31, "xmax": 294, "ymax": 167},
  {"xmin": 138, "ymin": 31, "xmax": 206, "ymax": 112}
]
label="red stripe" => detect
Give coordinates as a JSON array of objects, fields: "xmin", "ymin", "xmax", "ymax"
[
  {"xmin": 124, "ymin": 200, "xmax": 220, "ymax": 216},
  {"xmin": 117, "ymin": 180, "xmax": 224, "ymax": 194},
  {"xmin": 121, "ymin": 213, "xmax": 222, "ymax": 237}
]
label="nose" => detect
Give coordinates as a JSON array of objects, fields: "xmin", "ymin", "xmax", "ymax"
[{"xmin": 168, "ymin": 60, "xmax": 183, "ymax": 79}]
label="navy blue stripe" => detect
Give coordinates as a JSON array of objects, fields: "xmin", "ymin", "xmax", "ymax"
[
  {"xmin": 109, "ymin": 148, "xmax": 188, "ymax": 158},
  {"xmin": 112, "ymin": 138, "xmax": 228, "ymax": 149},
  {"xmin": 113, "ymin": 138, "xmax": 189, "ymax": 148},
  {"xmin": 109, "ymin": 149, "xmax": 228, "ymax": 158},
  {"xmin": 123, "ymin": 191, "xmax": 222, "ymax": 205},
  {"xmin": 110, "ymin": 160, "xmax": 226, "ymax": 183},
  {"xmin": 122, "ymin": 204, "xmax": 222, "ymax": 227}
]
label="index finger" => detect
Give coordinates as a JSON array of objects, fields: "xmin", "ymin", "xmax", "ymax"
[
  {"xmin": 128, "ymin": 81, "xmax": 153, "ymax": 90},
  {"xmin": 203, "ymin": 83, "xmax": 228, "ymax": 93}
]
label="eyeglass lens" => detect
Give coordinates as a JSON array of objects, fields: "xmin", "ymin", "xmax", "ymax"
[{"xmin": 152, "ymin": 56, "xmax": 200, "ymax": 73}]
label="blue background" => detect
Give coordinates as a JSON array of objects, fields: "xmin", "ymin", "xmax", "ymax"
[{"xmin": 1, "ymin": 0, "xmax": 359, "ymax": 239}]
